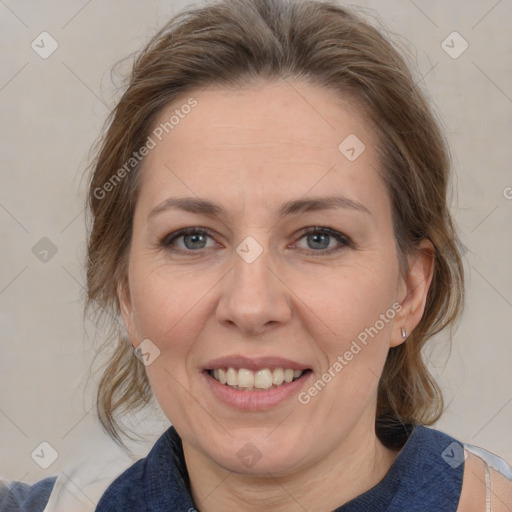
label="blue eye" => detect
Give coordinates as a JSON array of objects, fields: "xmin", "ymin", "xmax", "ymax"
[
  {"xmin": 162, "ymin": 228, "xmax": 217, "ymax": 251},
  {"xmin": 294, "ymin": 227, "xmax": 351, "ymax": 254},
  {"xmin": 161, "ymin": 226, "xmax": 351, "ymax": 255}
]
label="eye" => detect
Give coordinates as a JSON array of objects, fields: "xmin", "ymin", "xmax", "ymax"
[
  {"xmin": 160, "ymin": 226, "xmax": 352, "ymax": 255},
  {"xmin": 292, "ymin": 227, "xmax": 351, "ymax": 254},
  {"xmin": 161, "ymin": 228, "xmax": 219, "ymax": 252}
]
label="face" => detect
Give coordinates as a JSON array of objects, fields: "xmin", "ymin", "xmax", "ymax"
[{"xmin": 120, "ymin": 79, "xmax": 430, "ymax": 476}]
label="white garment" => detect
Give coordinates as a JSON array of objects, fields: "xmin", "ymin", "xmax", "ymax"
[
  {"xmin": 41, "ymin": 451, "xmax": 135, "ymax": 512},
  {"xmin": 1, "ymin": 436, "xmax": 142, "ymax": 512},
  {"xmin": 464, "ymin": 443, "xmax": 512, "ymax": 512}
]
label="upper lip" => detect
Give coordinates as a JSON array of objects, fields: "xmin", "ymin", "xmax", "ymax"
[{"xmin": 203, "ymin": 355, "xmax": 311, "ymax": 371}]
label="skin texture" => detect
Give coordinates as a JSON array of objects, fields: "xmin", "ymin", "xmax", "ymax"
[
  {"xmin": 457, "ymin": 451, "xmax": 512, "ymax": 512},
  {"xmin": 119, "ymin": 80, "xmax": 434, "ymax": 511}
]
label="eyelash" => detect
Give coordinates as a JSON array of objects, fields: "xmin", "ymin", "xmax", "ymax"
[{"xmin": 160, "ymin": 226, "xmax": 352, "ymax": 255}]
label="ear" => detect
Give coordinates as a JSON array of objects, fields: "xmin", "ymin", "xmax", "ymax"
[
  {"xmin": 391, "ymin": 238, "xmax": 435, "ymax": 348},
  {"xmin": 117, "ymin": 278, "xmax": 139, "ymax": 347}
]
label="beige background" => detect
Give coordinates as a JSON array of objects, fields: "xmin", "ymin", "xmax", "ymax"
[{"xmin": 1, "ymin": 0, "xmax": 511, "ymax": 485}]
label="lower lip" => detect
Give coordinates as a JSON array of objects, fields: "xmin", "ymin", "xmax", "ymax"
[{"xmin": 203, "ymin": 371, "xmax": 312, "ymax": 410}]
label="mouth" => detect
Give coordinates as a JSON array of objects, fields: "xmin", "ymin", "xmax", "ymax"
[
  {"xmin": 206, "ymin": 367, "xmax": 312, "ymax": 391},
  {"xmin": 202, "ymin": 355, "xmax": 313, "ymax": 409}
]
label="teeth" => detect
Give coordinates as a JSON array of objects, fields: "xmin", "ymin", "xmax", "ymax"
[
  {"xmin": 254, "ymin": 369, "xmax": 273, "ymax": 389},
  {"xmin": 238, "ymin": 368, "xmax": 254, "ymax": 388},
  {"xmin": 226, "ymin": 367, "xmax": 237, "ymax": 386},
  {"xmin": 272, "ymin": 367, "xmax": 284, "ymax": 385},
  {"xmin": 284, "ymin": 369, "xmax": 294, "ymax": 383},
  {"xmin": 210, "ymin": 367, "xmax": 306, "ymax": 390}
]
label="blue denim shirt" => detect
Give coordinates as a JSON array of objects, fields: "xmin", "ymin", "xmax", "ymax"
[
  {"xmin": 6, "ymin": 424, "xmax": 510, "ymax": 511},
  {"xmin": 0, "ymin": 478, "xmax": 56, "ymax": 512},
  {"xmin": 94, "ymin": 425, "xmax": 465, "ymax": 511}
]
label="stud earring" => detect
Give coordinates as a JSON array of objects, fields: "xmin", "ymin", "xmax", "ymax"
[{"xmin": 401, "ymin": 328, "xmax": 407, "ymax": 339}]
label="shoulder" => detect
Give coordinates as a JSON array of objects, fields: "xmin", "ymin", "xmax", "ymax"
[
  {"xmin": 0, "ymin": 434, "xmax": 148, "ymax": 512},
  {"xmin": 456, "ymin": 444, "xmax": 512, "ymax": 512},
  {"xmin": 397, "ymin": 425, "xmax": 466, "ymax": 501},
  {"xmin": 0, "ymin": 455, "xmax": 140, "ymax": 512},
  {"xmin": 383, "ymin": 425, "xmax": 512, "ymax": 511},
  {"xmin": 94, "ymin": 456, "xmax": 149, "ymax": 512},
  {"xmin": 0, "ymin": 475, "xmax": 56, "ymax": 512},
  {"xmin": 409, "ymin": 427, "xmax": 512, "ymax": 511}
]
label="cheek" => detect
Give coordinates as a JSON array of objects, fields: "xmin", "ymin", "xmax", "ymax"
[
  {"xmin": 128, "ymin": 262, "xmax": 208, "ymax": 360},
  {"xmin": 294, "ymin": 261, "xmax": 399, "ymax": 412},
  {"xmin": 302, "ymin": 261, "xmax": 398, "ymax": 347},
  {"xmin": 127, "ymin": 264, "xmax": 210, "ymax": 421},
  {"xmin": 301, "ymin": 275, "xmax": 397, "ymax": 409}
]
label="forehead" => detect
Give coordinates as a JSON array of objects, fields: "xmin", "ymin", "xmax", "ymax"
[
  {"xmin": 156, "ymin": 80, "xmax": 372, "ymax": 154},
  {"xmin": 136, "ymin": 80, "xmax": 385, "ymax": 217}
]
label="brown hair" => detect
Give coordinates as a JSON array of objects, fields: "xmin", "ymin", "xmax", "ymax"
[{"xmin": 85, "ymin": 0, "xmax": 465, "ymax": 444}]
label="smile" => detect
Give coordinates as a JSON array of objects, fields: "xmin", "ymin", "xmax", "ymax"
[{"xmin": 207, "ymin": 367, "xmax": 310, "ymax": 391}]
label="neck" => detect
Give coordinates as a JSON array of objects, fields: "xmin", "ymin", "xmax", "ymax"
[{"xmin": 183, "ymin": 417, "xmax": 398, "ymax": 512}]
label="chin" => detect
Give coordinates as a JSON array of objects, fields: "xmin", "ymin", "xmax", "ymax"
[{"xmin": 206, "ymin": 431, "xmax": 310, "ymax": 476}]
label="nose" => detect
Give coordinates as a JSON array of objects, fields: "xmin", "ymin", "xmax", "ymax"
[{"xmin": 215, "ymin": 245, "xmax": 292, "ymax": 336}]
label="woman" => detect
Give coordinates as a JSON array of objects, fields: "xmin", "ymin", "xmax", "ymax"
[{"xmin": 3, "ymin": 0, "xmax": 511, "ymax": 510}]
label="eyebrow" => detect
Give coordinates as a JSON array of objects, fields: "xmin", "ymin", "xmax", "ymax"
[{"xmin": 147, "ymin": 195, "xmax": 371, "ymax": 220}]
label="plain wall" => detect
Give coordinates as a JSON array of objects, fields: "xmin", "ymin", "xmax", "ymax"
[{"xmin": 1, "ymin": 0, "xmax": 511, "ymax": 484}]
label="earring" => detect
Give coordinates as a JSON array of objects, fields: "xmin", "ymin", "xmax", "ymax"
[
  {"xmin": 401, "ymin": 328, "xmax": 407, "ymax": 339},
  {"xmin": 133, "ymin": 345, "xmax": 142, "ymax": 359}
]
